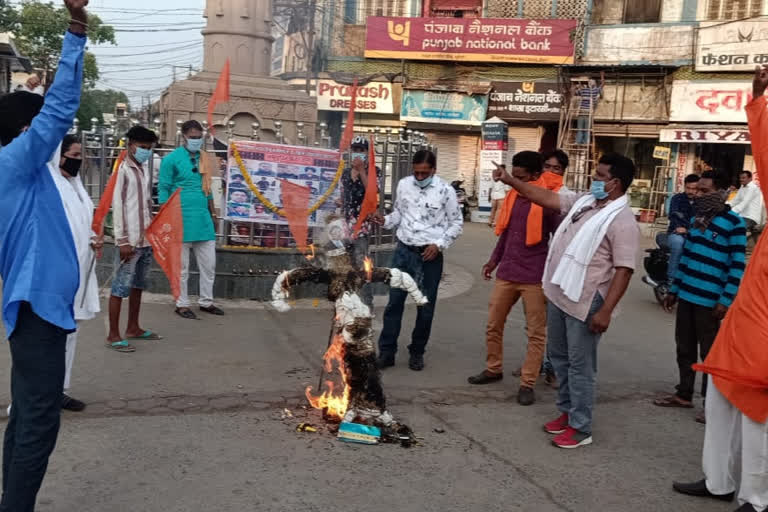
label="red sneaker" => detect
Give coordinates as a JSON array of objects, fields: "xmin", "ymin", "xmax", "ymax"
[
  {"xmin": 543, "ymin": 413, "xmax": 569, "ymax": 434},
  {"xmin": 552, "ymin": 427, "xmax": 593, "ymax": 449}
]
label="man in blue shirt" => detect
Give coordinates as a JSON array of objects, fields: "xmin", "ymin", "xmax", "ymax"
[
  {"xmin": 0, "ymin": 2, "xmax": 88, "ymax": 509},
  {"xmin": 655, "ymin": 171, "xmax": 746, "ymax": 416},
  {"xmin": 666, "ymin": 174, "xmax": 701, "ymax": 284},
  {"xmin": 574, "ymin": 73, "xmax": 604, "ymax": 145}
]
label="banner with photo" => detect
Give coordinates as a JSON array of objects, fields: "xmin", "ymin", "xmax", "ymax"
[{"xmin": 226, "ymin": 141, "xmax": 342, "ymax": 226}]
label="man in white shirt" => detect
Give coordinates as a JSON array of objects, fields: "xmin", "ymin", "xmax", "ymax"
[
  {"xmin": 730, "ymin": 171, "xmax": 764, "ymax": 243},
  {"xmin": 372, "ymin": 150, "xmax": 464, "ymax": 371},
  {"xmin": 488, "ymin": 166, "xmax": 510, "ymax": 228}
]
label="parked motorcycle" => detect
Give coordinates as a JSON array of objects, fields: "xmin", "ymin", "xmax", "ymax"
[
  {"xmin": 642, "ymin": 232, "xmax": 670, "ymax": 305},
  {"xmin": 451, "ymin": 180, "xmax": 470, "ymax": 220}
]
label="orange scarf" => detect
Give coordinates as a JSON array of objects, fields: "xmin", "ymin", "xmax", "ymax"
[
  {"xmin": 494, "ymin": 175, "xmax": 547, "ymax": 245},
  {"xmin": 542, "ymin": 172, "xmax": 564, "ymax": 191}
]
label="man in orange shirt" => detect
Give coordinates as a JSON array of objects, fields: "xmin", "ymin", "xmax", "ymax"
[{"xmin": 672, "ymin": 66, "xmax": 768, "ymax": 512}]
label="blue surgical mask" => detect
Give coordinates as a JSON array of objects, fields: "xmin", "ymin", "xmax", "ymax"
[
  {"xmin": 134, "ymin": 147, "xmax": 153, "ymax": 164},
  {"xmin": 186, "ymin": 137, "xmax": 204, "ymax": 153},
  {"xmin": 590, "ymin": 179, "xmax": 609, "ymax": 200},
  {"xmin": 351, "ymin": 152, "xmax": 367, "ymax": 163},
  {"xmin": 415, "ymin": 175, "xmax": 433, "ymax": 189}
]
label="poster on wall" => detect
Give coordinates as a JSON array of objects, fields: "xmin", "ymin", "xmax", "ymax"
[
  {"xmin": 225, "ymin": 141, "xmax": 341, "ymax": 227},
  {"xmin": 478, "ymin": 150, "xmax": 505, "ymax": 210},
  {"xmin": 401, "ymin": 89, "xmax": 489, "ymax": 126}
]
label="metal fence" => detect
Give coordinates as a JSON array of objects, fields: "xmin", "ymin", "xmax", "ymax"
[{"xmin": 75, "ymin": 120, "xmax": 435, "ymax": 251}]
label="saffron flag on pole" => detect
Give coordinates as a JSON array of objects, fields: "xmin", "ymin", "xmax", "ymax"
[
  {"xmin": 91, "ymin": 148, "xmax": 126, "ymax": 237},
  {"xmin": 207, "ymin": 59, "xmax": 231, "ymax": 132},
  {"xmin": 338, "ymin": 79, "xmax": 358, "ymax": 152},
  {"xmin": 146, "ymin": 189, "xmax": 184, "ymax": 300},
  {"xmin": 353, "ymin": 135, "xmax": 378, "ymax": 238},
  {"xmin": 280, "ymin": 180, "xmax": 311, "ymax": 253}
]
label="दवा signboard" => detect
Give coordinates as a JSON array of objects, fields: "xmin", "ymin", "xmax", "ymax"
[
  {"xmin": 225, "ymin": 142, "xmax": 341, "ymax": 227},
  {"xmin": 696, "ymin": 18, "xmax": 768, "ymax": 72},
  {"xmin": 365, "ymin": 17, "xmax": 577, "ymax": 65},
  {"xmin": 401, "ymin": 89, "xmax": 488, "ymax": 126},
  {"xmin": 316, "ymin": 80, "xmax": 394, "ymax": 114},
  {"xmin": 659, "ymin": 127, "xmax": 751, "ymax": 144},
  {"xmin": 487, "ymin": 81, "xmax": 562, "ymax": 121},
  {"xmin": 669, "ymin": 80, "xmax": 753, "ymax": 123}
]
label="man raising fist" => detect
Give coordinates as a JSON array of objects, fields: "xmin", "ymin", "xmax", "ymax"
[{"xmin": 0, "ymin": 1, "xmax": 88, "ymax": 509}]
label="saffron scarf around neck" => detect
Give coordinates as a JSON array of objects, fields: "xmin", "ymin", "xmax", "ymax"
[{"xmin": 494, "ymin": 175, "xmax": 547, "ymax": 245}]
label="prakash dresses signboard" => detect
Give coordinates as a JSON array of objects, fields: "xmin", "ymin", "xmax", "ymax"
[
  {"xmin": 487, "ymin": 81, "xmax": 562, "ymax": 121},
  {"xmin": 669, "ymin": 80, "xmax": 753, "ymax": 123},
  {"xmin": 226, "ymin": 142, "xmax": 341, "ymax": 227},
  {"xmin": 696, "ymin": 18, "xmax": 768, "ymax": 71},
  {"xmin": 401, "ymin": 90, "xmax": 488, "ymax": 126},
  {"xmin": 316, "ymin": 80, "xmax": 394, "ymax": 114},
  {"xmin": 365, "ymin": 17, "xmax": 577, "ymax": 64}
]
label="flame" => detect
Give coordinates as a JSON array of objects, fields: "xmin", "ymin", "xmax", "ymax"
[
  {"xmin": 305, "ymin": 333, "xmax": 349, "ymax": 420},
  {"xmin": 305, "ymin": 244, "xmax": 316, "ymax": 261},
  {"xmin": 363, "ymin": 257, "xmax": 373, "ymax": 282}
]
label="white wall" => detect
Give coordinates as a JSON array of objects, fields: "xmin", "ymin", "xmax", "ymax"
[{"xmin": 583, "ymin": 24, "xmax": 694, "ymax": 64}]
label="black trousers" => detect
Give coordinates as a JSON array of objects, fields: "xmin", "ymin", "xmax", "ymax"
[
  {"xmin": 674, "ymin": 299, "xmax": 720, "ymax": 402},
  {"xmin": 1, "ymin": 303, "xmax": 66, "ymax": 512}
]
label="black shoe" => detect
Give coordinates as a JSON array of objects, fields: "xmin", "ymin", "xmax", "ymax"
[
  {"xmin": 517, "ymin": 386, "xmax": 535, "ymax": 406},
  {"xmin": 200, "ymin": 305, "xmax": 225, "ymax": 316},
  {"xmin": 734, "ymin": 504, "xmax": 758, "ymax": 512},
  {"xmin": 376, "ymin": 353, "xmax": 395, "ymax": 369},
  {"xmin": 468, "ymin": 370, "xmax": 503, "ymax": 385},
  {"xmin": 672, "ymin": 479, "xmax": 734, "ymax": 502},
  {"xmin": 61, "ymin": 394, "xmax": 86, "ymax": 412},
  {"xmin": 408, "ymin": 353, "xmax": 424, "ymax": 371}
]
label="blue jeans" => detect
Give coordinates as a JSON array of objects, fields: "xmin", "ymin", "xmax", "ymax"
[
  {"xmin": 111, "ymin": 246, "xmax": 153, "ymax": 298},
  {"xmin": 378, "ymin": 242, "xmax": 443, "ymax": 356},
  {"xmin": 667, "ymin": 233, "xmax": 685, "ymax": 284},
  {"xmin": 547, "ymin": 294, "xmax": 604, "ymax": 435},
  {"xmin": 576, "ymin": 116, "xmax": 590, "ymax": 145},
  {"xmin": 1, "ymin": 303, "xmax": 67, "ymax": 512}
]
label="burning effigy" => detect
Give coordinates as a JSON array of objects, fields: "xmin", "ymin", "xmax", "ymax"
[{"xmin": 271, "ymin": 217, "xmax": 427, "ymax": 430}]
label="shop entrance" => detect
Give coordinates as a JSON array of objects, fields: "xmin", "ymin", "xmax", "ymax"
[{"xmin": 694, "ymin": 144, "xmax": 750, "ymax": 186}]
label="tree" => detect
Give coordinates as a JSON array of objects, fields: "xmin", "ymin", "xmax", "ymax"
[
  {"xmin": 0, "ymin": 1, "xmax": 115, "ymax": 88},
  {"xmin": 77, "ymin": 89, "xmax": 130, "ymax": 131}
]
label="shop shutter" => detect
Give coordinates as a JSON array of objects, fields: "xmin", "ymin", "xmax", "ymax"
[
  {"xmin": 507, "ymin": 126, "xmax": 542, "ymax": 163},
  {"xmin": 457, "ymin": 135, "xmax": 480, "ymax": 197},
  {"xmin": 429, "ymin": 132, "xmax": 462, "ymax": 184}
]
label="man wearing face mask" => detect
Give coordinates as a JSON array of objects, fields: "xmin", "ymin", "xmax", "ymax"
[
  {"xmin": 159, "ymin": 120, "xmax": 223, "ymax": 320},
  {"xmin": 107, "ymin": 125, "xmax": 160, "ymax": 352},
  {"xmin": 341, "ymin": 135, "xmax": 382, "ymax": 309},
  {"xmin": 371, "ymin": 150, "xmax": 464, "ymax": 371},
  {"xmin": 493, "ymin": 153, "xmax": 639, "ymax": 449},
  {"xmin": 0, "ymin": 1, "xmax": 88, "ymax": 508},
  {"xmin": 655, "ymin": 171, "xmax": 746, "ymax": 421}
]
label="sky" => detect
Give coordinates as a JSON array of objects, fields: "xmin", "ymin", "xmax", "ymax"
[{"xmin": 87, "ymin": 0, "xmax": 206, "ymax": 108}]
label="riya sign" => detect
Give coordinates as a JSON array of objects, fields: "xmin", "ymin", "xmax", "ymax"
[
  {"xmin": 660, "ymin": 128, "xmax": 751, "ymax": 145},
  {"xmin": 365, "ymin": 17, "xmax": 577, "ymax": 64},
  {"xmin": 316, "ymin": 80, "xmax": 394, "ymax": 114}
]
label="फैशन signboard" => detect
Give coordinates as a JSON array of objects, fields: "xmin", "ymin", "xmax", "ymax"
[
  {"xmin": 365, "ymin": 17, "xmax": 577, "ymax": 64},
  {"xmin": 696, "ymin": 18, "xmax": 768, "ymax": 72},
  {"xmin": 225, "ymin": 141, "xmax": 341, "ymax": 227}
]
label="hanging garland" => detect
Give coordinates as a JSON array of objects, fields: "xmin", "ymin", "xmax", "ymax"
[{"xmin": 231, "ymin": 142, "xmax": 345, "ymax": 218}]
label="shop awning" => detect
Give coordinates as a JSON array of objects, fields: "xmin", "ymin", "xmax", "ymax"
[
  {"xmin": 403, "ymin": 79, "xmax": 492, "ymax": 95},
  {"xmin": 594, "ymin": 123, "xmax": 665, "ymax": 138},
  {"xmin": 0, "ymin": 33, "xmax": 32, "ymax": 73}
]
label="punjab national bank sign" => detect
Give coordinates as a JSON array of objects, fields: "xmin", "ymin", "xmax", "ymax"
[{"xmin": 365, "ymin": 17, "xmax": 577, "ymax": 65}]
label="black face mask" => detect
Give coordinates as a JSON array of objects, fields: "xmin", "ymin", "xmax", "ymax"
[{"xmin": 61, "ymin": 157, "xmax": 82, "ymax": 177}]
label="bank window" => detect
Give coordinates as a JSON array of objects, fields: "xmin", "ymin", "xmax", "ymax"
[
  {"xmin": 707, "ymin": 0, "xmax": 763, "ymax": 20},
  {"xmin": 344, "ymin": 0, "xmax": 408, "ymax": 24}
]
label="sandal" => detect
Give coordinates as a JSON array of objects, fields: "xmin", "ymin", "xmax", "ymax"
[
  {"xmin": 105, "ymin": 340, "xmax": 136, "ymax": 353},
  {"xmin": 653, "ymin": 394, "xmax": 693, "ymax": 408},
  {"xmin": 127, "ymin": 330, "xmax": 163, "ymax": 340},
  {"xmin": 175, "ymin": 308, "xmax": 198, "ymax": 320}
]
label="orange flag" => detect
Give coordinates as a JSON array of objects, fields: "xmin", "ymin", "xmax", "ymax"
[
  {"xmin": 207, "ymin": 59, "xmax": 231, "ymax": 132},
  {"xmin": 280, "ymin": 180, "xmax": 311, "ymax": 252},
  {"xmin": 92, "ymin": 150, "xmax": 126, "ymax": 237},
  {"xmin": 338, "ymin": 79, "xmax": 358, "ymax": 152},
  {"xmin": 353, "ymin": 135, "xmax": 378, "ymax": 238},
  {"xmin": 145, "ymin": 189, "xmax": 184, "ymax": 300}
]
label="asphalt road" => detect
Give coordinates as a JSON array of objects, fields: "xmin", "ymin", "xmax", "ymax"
[{"xmin": 0, "ymin": 223, "xmax": 729, "ymax": 512}]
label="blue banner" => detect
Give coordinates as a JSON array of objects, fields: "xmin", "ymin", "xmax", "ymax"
[{"xmin": 401, "ymin": 90, "xmax": 489, "ymax": 126}]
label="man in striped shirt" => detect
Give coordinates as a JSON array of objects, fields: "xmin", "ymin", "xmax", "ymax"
[{"xmin": 655, "ymin": 170, "xmax": 746, "ymax": 415}]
